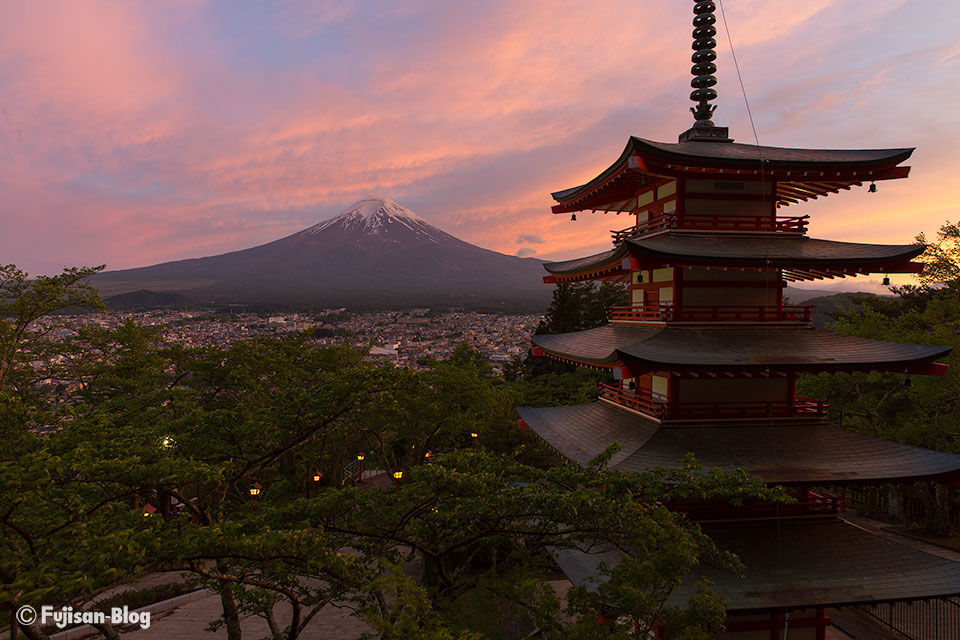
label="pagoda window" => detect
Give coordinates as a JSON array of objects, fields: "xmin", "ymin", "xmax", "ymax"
[
  {"xmin": 650, "ymin": 374, "xmax": 669, "ymax": 403},
  {"xmin": 681, "ymin": 268, "xmax": 779, "ymax": 308},
  {"xmin": 651, "ymin": 268, "xmax": 673, "ymax": 282},
  {"xmin": 636, "ymin": 190, "xmax": 655, "ymax": 211},
  {"xmin": 658, "ymin": 286, "xmax": 674, "ymax": 306},
  {"xmin": 684, "ymin": 197, "xmax": 768, "ymax": 217},
  {"xmin": 682, "ymin": 285, "xmax": 777, "ymax": 308},
  {"xmin": 681, "ymin": 179, "xmax": 776, "ymax": 227},
  {"xmin": 656, "ymin": 180, "xmax": 676, "ymax": 200},
  {"xmin": 678, "ymin": 377, "xmax": 790, "ymax": 405}
]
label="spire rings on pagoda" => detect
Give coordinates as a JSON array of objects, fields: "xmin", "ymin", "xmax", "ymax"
[{"xmin": 690, "ymin": 1, "xmax": 719, "ymax": 124}]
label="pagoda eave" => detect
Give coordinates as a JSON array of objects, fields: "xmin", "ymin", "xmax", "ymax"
[
  {"xmin": 550, "ymin": 137, "xmax": 914, "ymax": 213},
  {"xmin": 517, "ymin": 402, "xmax": 960, "ymax": 486},
  {"xmin": 531, "ymin": 325, "xmax": 953, "ymax": 374},
  {"xmin": 552, "ymin": 519, "xmax": 960, "ymax": 614},
  {"xmin": 542, "ymin": 234, "xmax": 926, "ymax": 281}
]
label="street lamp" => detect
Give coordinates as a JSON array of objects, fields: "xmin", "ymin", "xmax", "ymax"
[
  {"xmin": 470, "ymin": 432, "xmax": 478, "ymax": 448},
  {"xmin": 357, "ymin": 451, "xmax": 365, "ymax": 482},
  {"xmin": 392, "ymin": 469, "xmax": 403, "ymax": 490},
  {"xmin": 313, "ymin": 470, "xmax": 322, "ymax": 483},
  {"xmin": 249, "ymin": 482, "xmax": 262, "ymax": 499},
  {"xmin": 424, "ymin": 450, "xmax": 432, "ymax": 461}
]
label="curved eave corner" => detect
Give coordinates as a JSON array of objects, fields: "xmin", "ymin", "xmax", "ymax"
[
  {"xmin": 529, "ymin": 345, "xmax": 621, "ymax": 369},
  {"xmin": 542, "ymin": 245, "xmax": 632, "ymax": 283}
]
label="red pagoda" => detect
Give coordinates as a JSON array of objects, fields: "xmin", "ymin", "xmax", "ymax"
[{"xmin": 518, "ymin": 2, "xmax": 960, "ymax": 638}]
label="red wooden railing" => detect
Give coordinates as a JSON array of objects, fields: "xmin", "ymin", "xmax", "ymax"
[
  {"xmin": 597, "ymin": 383, "xmax": 828, "ymax": 420},
  {"xmin": 665, "ymin": 395, "xmax": 828, "ymax": 420},
  {"xmin": 612, "ymin": 215, "xmax": 676, "ymax": 241},
  {"xmin": 608, "ymin": 304, "xmax": 813, "ymax": 324},
  {"xmin": 597, "ymin": 383, "xmax": 665, "ymax": 418},
  {"xmin": 608, "ymin": 304, "xmax": 671, "ymax": 322},
  {"xmin": 672, "ymin": 491, "xmax": 841, "ymax": 521},
  {"xmin": 612, "ymin": 213, "xmax": 808, "ymax": 241}
]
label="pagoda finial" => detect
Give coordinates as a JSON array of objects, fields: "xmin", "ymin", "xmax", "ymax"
[{"xmin": 679, "ymin": 1, "xmax": 731, "ymax": 143}]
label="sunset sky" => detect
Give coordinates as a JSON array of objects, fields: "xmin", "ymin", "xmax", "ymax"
[{"xmin": 1, "ymin": 0, "xmax": 958, "ymax": 292}]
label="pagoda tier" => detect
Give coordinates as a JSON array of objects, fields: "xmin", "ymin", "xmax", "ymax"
[
  {"xmin": 522, "ymin": 3, "xmax": 960, "ymax": 636},
  {"xmin": 542, "ymin": 234, "xmax": 924, "ymax": 284},
  {"xmin": 553, "ymin": 518, "xmax": 960, "ymax": 616},
  {"xmin": 517, "ymin": 402, "xmax": 960, "ymax": 486},
  {"xmin": 531, "ymin": 325, "xmax": 950, "ymax": 373},
  {"xmin": 550, "ymin": 136, "xmax": 912, "ymax": 215}
]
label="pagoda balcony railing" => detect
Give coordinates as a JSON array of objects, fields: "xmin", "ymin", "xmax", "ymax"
[
  {"xmin": 597, "ymin": 383, "xmax": 828, "ymax": 421},
  {"xmin": 665, "ymin": 395, "xmax": 828, "ymax": 420},
  {"xmin": 612, "ymin": 213, "xmax": 809, "ymax": 241},
  {"xmin": 671, "ymin": 490, "xmax": 841, "ymax": 521},
  {"xmin": 608, "ymin": 303, "xmax": 813, "ymax": 324},
  {"xmin": 597, "ymin": 383, "xmax": 666, "ymax": 418}
]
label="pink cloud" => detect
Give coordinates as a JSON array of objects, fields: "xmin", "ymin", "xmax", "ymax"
[{"xmin": 0, "ymin": 0, "xmax": 956, "ymax": 281}]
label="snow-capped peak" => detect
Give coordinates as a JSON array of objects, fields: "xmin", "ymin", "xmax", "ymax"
[
  {"xmin": 338, "ymin": 197, "xmax": 424, "ymax": 222},
  {"xmin": 300, "ymin": 197, "xmax": 447, "ymax": 241}
]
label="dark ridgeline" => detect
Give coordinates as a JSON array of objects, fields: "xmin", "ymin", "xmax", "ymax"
[
  {"xmin": 91, "ymin": 197, "xmax": 552, "ymax": 311},
  {"xmin": 518, "ymin": 1, "xmax": 960, "ymax": 638}
]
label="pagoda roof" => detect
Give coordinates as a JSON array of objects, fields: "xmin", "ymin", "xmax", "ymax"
[
  {"xmin": 543, "ymin": 233, "xmax": 924, "ymax": 282},
  {"xmin": 553, "ymin": 519, "xmax": 960, "ymax": 613},
  {"xmin": 551, "ymin": 137, "xmax": 913, "ymax": 213},
  {"xmin": 516, "ymin": 402, "xmax": 960, "ymax": 485},
  {"xmin": 531, "ymin": 325, "xmax": 951, "ymax": 372}
]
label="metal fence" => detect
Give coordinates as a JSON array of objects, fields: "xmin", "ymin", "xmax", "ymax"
[
  {"xmin": 841, "ymin": 484, "xmax": 960, "ymax": 529},
  {"xmin": 855, "ymin": 598, "xmax": 960, "ymax": 640}
]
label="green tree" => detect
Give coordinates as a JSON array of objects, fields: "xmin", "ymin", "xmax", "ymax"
[
  {"xmin": 2, "ymin": 265, "xmax": 767, "ymax": 640},
  {"xmin": 798, "ymin": 221, "xmax": 960, "ymax": 535},
  {"xmin": 536, "ymin": 282, "xmax": 628, "ymax": 335},
  {"xmin": 282, "ymin": 450, "xmax": 769, "ymax": 640},
  {"xmin": 0, "ymin": 264, "xmax": 104, "ymax": 437},
  {"xmin": 915, "ymin": 220, "xmax": 960, "ymax": 286},
  {"xmin": 0, "ymin": 266, "xmax": 161, "ymax": 640}
]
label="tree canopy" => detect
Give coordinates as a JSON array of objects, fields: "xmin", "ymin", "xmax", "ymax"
[{"xmin": 1, "ymin": 266, "xmax": 767, "ymax": 640}]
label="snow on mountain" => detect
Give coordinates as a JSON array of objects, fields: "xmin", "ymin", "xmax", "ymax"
[{"xmin": 301, "ymin": 197, "xmax": 445, "ymax": 241}]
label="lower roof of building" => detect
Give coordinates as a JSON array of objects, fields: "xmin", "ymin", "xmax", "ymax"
[
  {"xmin": 552, "ymin": 517, "xmax": 960, "ymax": 613},
  {"xmin": 544, "ymin": 233, "xmax": 924, "ymax": 277},
  {"xmin": 516, "ymin": 402, "xmax": 960, "ymax": 485},
  {"xmin": 531, "ymin": 324, "xmax": 951, "ymax": 371}
]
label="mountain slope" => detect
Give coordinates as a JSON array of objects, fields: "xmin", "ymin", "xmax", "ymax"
[{"xmin": 91, "ymin": 198, "xmax": 552, "ymax": 310}]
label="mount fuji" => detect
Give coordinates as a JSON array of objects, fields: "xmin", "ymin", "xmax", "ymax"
[{"xmin": 91, "ymin": 198, "xmax": 553, "ymax": 310}]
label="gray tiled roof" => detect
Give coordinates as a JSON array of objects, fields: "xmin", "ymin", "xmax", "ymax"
[
  {"xmin": 516, "ymin": 403, "xmax": 659, "ymax": 468},
  {"xmin": 518, "ymin": 402, "xmax": 960, "ymax": 484},
  {"xmin": 551, "ymin": 137, "xmax": 913, "ymax": 203},
  {"xmin": 553, "ymin": 519, "xmax": 960, "ymax": 612},
  {"xmin": 532, "ymin": 325, "xmax": 951, "ymax": 370},
  {"xmin": 626, "ymin": 234, "xmax": 924, "ymax": 265},
  {"xmin": 634, "ymin": 137, "xmax": 913, "ymax": 166},
  {"xmin": 543, "ymin": 234, "xmax": 923, "ymax": 275},
  {"xmin": 544, "ymin": 246, "xmax": 626, "ymax": 275}
]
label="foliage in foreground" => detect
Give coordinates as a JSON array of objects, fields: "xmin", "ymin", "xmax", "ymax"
[{"xmin": 0, "ymin": 264, "xmax": 770, "ymax": 640}]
